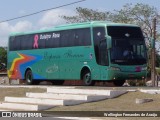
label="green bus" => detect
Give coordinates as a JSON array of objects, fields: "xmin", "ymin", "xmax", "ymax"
[{"xmin": 7, "ymin": 21, "xmax": 147, "ymax": 86}]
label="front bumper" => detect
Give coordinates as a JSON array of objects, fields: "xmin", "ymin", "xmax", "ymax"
[{"xmin": 107, "ymin": 65, "xmax": 147, "ymax": 80}]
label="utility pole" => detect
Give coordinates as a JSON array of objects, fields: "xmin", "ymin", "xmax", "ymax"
[{"xmin": 151, "ymin": 17, "xmax": 156, "ymax": 87}]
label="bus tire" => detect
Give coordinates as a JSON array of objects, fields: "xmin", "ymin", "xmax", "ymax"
[
  {"xmin": 113, "ymin": 80, "xmax": 125, "ymax": 86},
  {"xmin": 82, "ymin": 71, "xmax": 95, "ymax": 86},
  {"xmin": 25, "ymin": 70, "xmax": 34, "ymax": 85}
]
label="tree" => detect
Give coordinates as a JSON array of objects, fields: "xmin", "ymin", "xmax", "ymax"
[
  {"xmin": 110, "ymin": 3, "xmax": 160, "ymax": 39},
  {"xmin": 0, "ymin": 47, "xmax": 7, "ymax": 65},
  {"xmin": 62, "ymin": 3, "xmax": 160, "ymax": 73},
  {"xmin": 62, "ymin": 3, "xmax": 160, "ymax": 39},
  {"xmin": 62, "ymin": 7, "xmax": 111, "ymax": 23}
]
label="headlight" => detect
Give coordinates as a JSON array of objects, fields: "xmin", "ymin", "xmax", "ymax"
[{"xmin": 110, "ymin": 67, "xmax": 121, "ymax": 71}]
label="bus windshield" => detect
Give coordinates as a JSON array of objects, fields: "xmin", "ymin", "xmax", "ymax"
[{"xmin": 107, "ymin": 26, "xmax": 147, "ymax": 65}]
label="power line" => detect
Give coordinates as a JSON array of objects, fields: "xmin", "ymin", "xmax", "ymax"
[{"xmin": 0, "ymin": 0, "xmax": 86, "ymax": 24}]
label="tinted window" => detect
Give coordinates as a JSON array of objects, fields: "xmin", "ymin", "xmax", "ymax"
[
  {"xmin": 99, "ymin": 41, "xmax": 108, "ymax": 66},
  {"xmin": 14, "ymin": 36, "xmax": 21, "ymax": 50},
  {"xmin": 46, "ymin": 32, "xmax": 60, "ymax": 48},
  {"xmin": 9, "ymin": 28, "xmax": 91, "ymax": 51},
  {"xmin": 20, "ymin": 35, "xmax": 33, "ymax": 50},
  {"xmin": 38, "ymin": 39, "xmax": 46, "ymax": 49},
  {"xmin": 93, "ymin": 27, "xmax": 106, "ymax": 46},
  {"xmin": 67, "ymin": 30, "xmax": 76, "ymax": 46},
  {"xmin": 60, "ymin": 30, "xmax": 70, "ymax": 47},
  {"xmin": 107, "ymin": 26, "xmax": 143, "ymax": 38},
  {"xmin": 60, "ymin": 28, "xmax": 91, "ymax": 47},
  {"xmin": 93, "ymin": 27, "xmax": 106, "ymax": 65},
  {"xmin": 75, "ymin": 28, "xmax": 91, "ymax": 46},
  {"xmin": 9, "ymin": 36, "xmax": 15, "ymax": 51}
]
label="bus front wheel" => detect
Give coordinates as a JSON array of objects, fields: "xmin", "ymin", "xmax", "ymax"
[
  {"xmin": 25, "ymin": 70, "xmax": 34, "ymax": 85},
  {"xmin": 82, "ymin": 71, "xmax": 95, "ymax": 86}
]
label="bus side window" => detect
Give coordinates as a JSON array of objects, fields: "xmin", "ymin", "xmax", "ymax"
[
  {"xmin": 99, "ymin": 41, "xmax": 108, "ymax": 66},
  {"xmin": 93, "ymin": 27, "xmax": 108, "ymax": 65},
  {"xmin": 21, "ymin": 35, "xmax": 33, "ymax": 50},
  {"xmin": 60, "ymin": 30, "xmax": 69, "ymax": 47},
  {"xmin": 67, "ymin": 30, "xmax": 75, "ymax": 47},
  {"xmin": 46, "ymin": 32, "xmax": 60, "ymax": 48},
  {"xmin": 38, "ymin": 37, "xmax": 46, "ymax": 49},
  {"xmin": 75, "ymin": 29, "xmax": 82, "ymax": 46},
  {"xmin": 14, "ymin": 36, "xmax": 21, "ymax": 51},
  {"xmin": 75, "ymin": 28, "xmax": 91, "ymax": 46},
  {"xmin": 9, "ymin": 36, "xmax": 15, "ymax": 51}
]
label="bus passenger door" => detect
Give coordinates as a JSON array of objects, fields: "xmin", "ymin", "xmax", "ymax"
[
  {"xmin": 93, "ymin": 27, "xmax": 109, "ymax": 80},
  {"xmin": 99, "ymin": 40, "xmax": 109, "ymax": 80}
]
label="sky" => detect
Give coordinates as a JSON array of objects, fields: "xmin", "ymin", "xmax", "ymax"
[{"xmin": 0, "ymin": 0, "xmax": 160, "ymax": 46}]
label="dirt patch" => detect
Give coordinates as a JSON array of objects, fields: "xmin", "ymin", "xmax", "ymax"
[
  {"xmin": 46, "ymin": 91, "xmax": 160, "ymax": 119},
  {"xmin": 47, "ymin": 91, "xmax": 160, "ymax": 111},
  {"xmin": 0, "ymin": 88, "xmax": 46, "ymax": 102},
  {"xmin": 0, "ymin": 87, "xmax": 159, "ymax": 119}
]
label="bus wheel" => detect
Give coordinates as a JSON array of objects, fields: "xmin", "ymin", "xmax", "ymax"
[
  {"xmin": 52, "ymin": 80, "xmax": 64, "ymax": 85},
  {"xmin": 25, "ymin": 70, "xmax": 34, "ymax": 85},
  {"xmin": 82, "ymin": 71, "xmax": 95, "ymax": 86},
  {"xmin": 113, "ymin": 80, "xmax": 125, "ymax": 86}
]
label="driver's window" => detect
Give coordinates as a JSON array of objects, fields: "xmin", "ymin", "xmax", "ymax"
[
  {"xmin": 93, "ymin": 27, "xmax": 108, "ymax": 66},
  {"xmin": 99, "ymin": 41, "xmax": 108, "ymax": 66},
  {"xmin": 93, "ymin": 27, "xmax": 105, "ymax": 45}
]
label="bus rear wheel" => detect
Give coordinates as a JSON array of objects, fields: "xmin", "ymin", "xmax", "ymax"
[
  {"xmin": 82, "ymin": 71, "xmax": 95, "ymax": 86},
  {"xmin": 25, "ymin": 70, "xmax": 34, "ymax": 85},
  {"xmin": 113, "ymin": 80, "xmax": 125, "ymax": 86}
]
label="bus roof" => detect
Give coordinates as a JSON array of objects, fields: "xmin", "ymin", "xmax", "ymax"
[{"xmin": 9, "ymin": 21, "xmax": 139, "ymax": 36}]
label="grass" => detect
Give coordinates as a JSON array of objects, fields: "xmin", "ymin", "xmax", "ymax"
[
  {"xmin": 47, "ymin": 91, "xmax": 160, "ymax": 111},
  {"xmin": 0, "ymin": 87, "xmax": 160, "ymax": 120},
  {"xmin": 46, "ymin": 91, "xmax": 160, "ymax": 120},
  {"xmin": 0, "ymin": 87, "xmax": 160, "ymax": 111}
]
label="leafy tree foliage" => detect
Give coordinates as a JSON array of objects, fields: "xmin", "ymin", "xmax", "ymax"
[
  {"xmin": 0, "ymin": 47, "xmax": 7, "ymax": 65},
  {"xmin": 62, "ymin": 3, "xmax": 160, "ymax": 67},
  {"xmin": 62, "ymin": 3, "xmax": 160, "ymax": 39},
  {"xmin": 62, "ymin": 7, "xmax": 111, "ymax": 23},
  {"xmin": 110, "ymin": 3, "xmax": 160, "ymax": 38}
]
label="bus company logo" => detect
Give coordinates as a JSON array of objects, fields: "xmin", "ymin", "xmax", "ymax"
[
  {"xmin": 46, "ymin": 64, "xmax": 59, "ymax": 73},
  {"xmin": 33, "ymin": 34, "xmax": 39, "ymax": 49}
]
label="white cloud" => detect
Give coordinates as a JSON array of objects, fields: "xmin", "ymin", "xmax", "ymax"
[
  {"xmin": 11, "ymin": 21, "xmax": 32, "ymax": 32},
  {"xmin": 0, "ymin": 21, "xmax": 33, "ymax": 46},
  {"xmin": 0, "ymin": 8, "xmax": 74, "ymax": 46},
  {"xmin": 0, "ymin": 22, "xmax": 11, "ymax": 37},
  {"xmin": 38, "ymin": 9, "xmax": 74, "ymax": 28}
]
